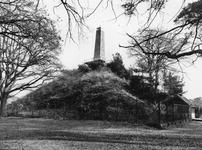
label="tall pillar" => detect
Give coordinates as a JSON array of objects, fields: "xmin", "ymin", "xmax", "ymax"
[{"xmin": 93, "ymin": 27, "xmax": 105, "ymax": 61}]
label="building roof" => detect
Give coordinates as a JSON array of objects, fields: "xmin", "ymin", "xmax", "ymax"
[
  {"xmin": 164, "ymin": 95, "xmax": 195, "ymax": 107},
  {"xmin": 179, "ymin": 95, "xmax": 194, "ymax": 106}
]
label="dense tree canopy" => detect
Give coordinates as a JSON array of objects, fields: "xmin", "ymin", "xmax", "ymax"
[
  {"xmin": 107, "ymin": 53, "xmax": 131, "ymax": 79},
  {"xmin": 163, "ymin": 72, "xmax": 184, "ymax": 97}
]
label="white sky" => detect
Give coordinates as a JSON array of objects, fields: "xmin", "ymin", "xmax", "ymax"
[{"xmin": 42, "ymin": 0, "xmax": 201, "ymax": 100}]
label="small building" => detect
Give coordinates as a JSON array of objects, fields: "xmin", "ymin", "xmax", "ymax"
[{"xmin": 164, "ymin": 95, "xmax": 195, "ymax": 122}]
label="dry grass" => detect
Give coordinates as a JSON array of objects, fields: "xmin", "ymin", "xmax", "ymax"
[{"xmin": 0, "ymin": 117, "xmax": 202, "ymax": 149}]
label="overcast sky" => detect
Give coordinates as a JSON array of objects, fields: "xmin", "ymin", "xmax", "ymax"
[{"xmin": 42, "ymin": 0, "xmax": 201, "ymax": 99}]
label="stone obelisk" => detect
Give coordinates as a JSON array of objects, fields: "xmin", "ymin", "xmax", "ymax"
[{"xmin": 93, "ymin": 27, "xmax": 105, "ymax": 62}]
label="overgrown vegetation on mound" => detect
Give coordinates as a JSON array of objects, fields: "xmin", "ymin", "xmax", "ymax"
[
  {"xmin": 9, "ymin": 69, "xmax": 152, "ymax": 123},
  {"xmin": 8, "ymin": 53, "xmax": 184, "ymax": 125}
]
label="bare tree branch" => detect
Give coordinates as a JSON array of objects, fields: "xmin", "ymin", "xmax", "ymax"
[{"xmin": 0, "ymin": 0, "xmax": 61, "ymax": 116}]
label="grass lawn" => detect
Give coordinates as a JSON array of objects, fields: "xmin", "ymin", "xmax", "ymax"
[{"xmin": 0, "ymin": 117, "xmax": 202, "ymax": 150}]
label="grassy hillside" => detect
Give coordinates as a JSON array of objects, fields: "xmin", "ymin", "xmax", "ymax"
[{"xmin": 8, "ymin": 65, "xmax": 158, "ymax": 124}]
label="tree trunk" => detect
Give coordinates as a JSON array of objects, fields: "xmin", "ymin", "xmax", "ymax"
[{"xmin": 0, "ymin": 95, "xmax": 8, "ymax": 117}]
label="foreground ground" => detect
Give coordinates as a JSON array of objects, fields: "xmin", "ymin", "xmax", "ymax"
[{"xmin": 0, "ymin": 117, "xmax": 202, "ymax": 150}]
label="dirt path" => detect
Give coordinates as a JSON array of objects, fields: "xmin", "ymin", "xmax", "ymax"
[{"xmin": 0, "ymin": 117, "xmax": 202, "ymax": 150}]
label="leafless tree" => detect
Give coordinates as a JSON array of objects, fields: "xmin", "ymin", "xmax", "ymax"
[
  {"xmin": 127, "ymin": 29, "xmax": 180, "ymax": 91},
  {"xmin": 0, "ymin": 0, "xmax": 61, "ymax": 116},
  {"xmin": 120, "ymin": 0, "xmax": 202, "ymax": 60}
]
